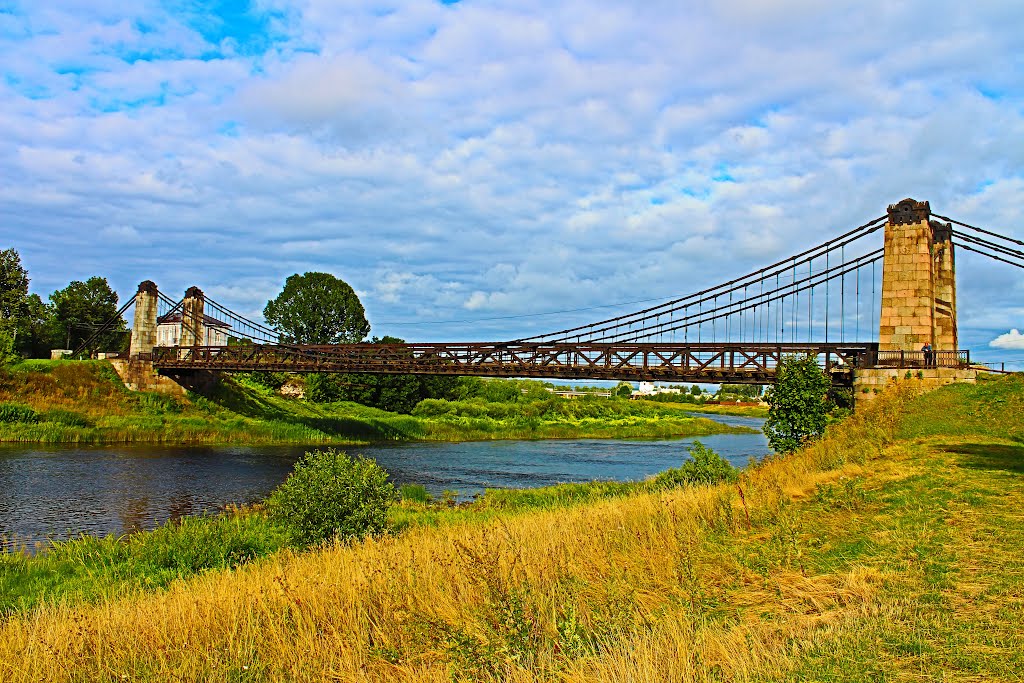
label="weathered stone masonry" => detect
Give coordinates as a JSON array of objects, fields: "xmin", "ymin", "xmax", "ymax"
[{"xmin": 878, "ymin": 198, "xmax": 958, "ymax": 352}]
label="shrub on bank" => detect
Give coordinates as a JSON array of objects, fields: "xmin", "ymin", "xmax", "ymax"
[
  {"xmin": 651, "ymin": 441, "xmax": 738, "ymax": 489},
  {"xmin": 267, "ymin": 448, "xmax": 396, "ymax": 546},
  {"xmin": 0, "ymin": 402, "xmax": 38, "ymax": 424}
]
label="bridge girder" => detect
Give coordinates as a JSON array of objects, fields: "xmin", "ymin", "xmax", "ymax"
[{"xmin": 150, "ymin": 342, "xmax": 888, "ymax": 386}]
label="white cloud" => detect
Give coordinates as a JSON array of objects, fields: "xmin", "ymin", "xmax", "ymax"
[
  {"xmin": 990, "ymin": 330, "xmax": 1024, "ymax": 350},
  {"xmin": 99, "ymin": 224, "xmax": 147, "ymax": 244},
  {"xmin": 1, "ymin": 0, "xmax": 1024, "ymax": 343}
]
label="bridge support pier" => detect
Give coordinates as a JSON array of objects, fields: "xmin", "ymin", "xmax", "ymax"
[
  {"xmin": 179, "ymin": 287, "xmax": 205, "ymax": 356},
  {"xmin": 879, "ymin": 199, "xmax": 957, "ymax": 352},
  {"xmin": 863, "ymin": 197, "xmax": 973, "ymax": 410},
  {"xmin": 128, "ymin": 281, "xmax": 158, "ymax": 358},
  {"xmin": 111, "ymin": 280, "xmax": 186, "ymax": 395}
]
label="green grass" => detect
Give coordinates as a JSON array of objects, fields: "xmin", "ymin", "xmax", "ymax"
[
  {"xmin": 897, "ymin": 372, "xmax": 1024, "ymax": 442},
  {"xmin": 0, "ymin": 509, "xmax": 289, "ymax": 616},
  {"xmin": 648, "ymin": 400, "xmax": 769, "ymax": 418},
  {"xmin": 750, "ymin": 443, "xmax": 1024, "ymax": 680}
]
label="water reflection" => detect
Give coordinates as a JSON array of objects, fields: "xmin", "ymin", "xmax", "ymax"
[{"xmin": 0, "ymin": 415, "xmax": 767, "ymax": 549}]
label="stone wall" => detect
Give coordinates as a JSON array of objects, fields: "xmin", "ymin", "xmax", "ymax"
[
  {"xmin": 853, "ymin": 367, "xmax": 976, "ymax": 410},
  {"xmin": 129, "ymin": 281, "xmax": 159, "ymax": 358},
  {"xmin": 179, "ymin": 286, "xmax": 205, "ymax": 349},
  {"xmin": 109, "ymin": 359, "xmax": 186, "ymax": 396},
  {"xmin": 931, "ymin": 220, "xmax": 957, "ymax": 350},
  {"xmin": 878, "ymin": 199, "xmax": 958, "ymax": 352}
]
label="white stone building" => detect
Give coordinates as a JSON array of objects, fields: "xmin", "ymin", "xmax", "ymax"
[{"xmin": 156, "ymin": 312, "xmax": 231, "ymax": 347}]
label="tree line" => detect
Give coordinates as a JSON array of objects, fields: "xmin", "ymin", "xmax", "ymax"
[{"xmin": 0, "ymin": 249, "xmax": 127, "ymax": 361}]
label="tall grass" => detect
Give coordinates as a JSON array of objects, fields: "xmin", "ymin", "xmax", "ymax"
[{"xmin": 0, "ymin": 379, "xmax": 946, "ymax": 681}]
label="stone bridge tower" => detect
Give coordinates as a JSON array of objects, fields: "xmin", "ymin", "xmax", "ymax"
[
  {"xmin": 878, "ymin": 198, "xmax": 957, "ymax": 352},
  {"xmin": 179, "ymin": 287, "xmax": 206, "ymax": 348},
  {"xmin": 115, "ymin": 280, "xmax": 185, "ymax": 395},
  {"xmin": 128, "ymin": 280, "xmax": 159, "ymax": 358}
]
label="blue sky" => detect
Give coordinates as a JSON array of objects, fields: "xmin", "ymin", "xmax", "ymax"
[{"xmin": 1, "ymin": 0, "xmax": 1023, "ymax": 362}]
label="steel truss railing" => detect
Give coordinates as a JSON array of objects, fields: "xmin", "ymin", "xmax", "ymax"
[{"xmin": 150, "ymin": 341, "xmax": 932, "ymax": 385}]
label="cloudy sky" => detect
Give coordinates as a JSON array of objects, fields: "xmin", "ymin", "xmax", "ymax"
[{"xmin": 2, "ymin": 0, "xmax": 1022, "ymax": 360}]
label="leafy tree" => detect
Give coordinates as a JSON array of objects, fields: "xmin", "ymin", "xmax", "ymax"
[
  {"xmin": 690, "ymin": 385, "xmax": 702, "ymax": 396},
  {"xmin": 264, "ymin": 272, "xmax": 369, "ymax": 345},
  {"xmin": 15, "ymin": 294, "xmax": 50, "ymax": 358},
  {"xmin": 0, "ymin": 249, "xmax": 30, "ymax": 362},
  {"xmin": 762, "ymin": 355, "xmax": 831, "ymax": 453},
  {"xmin": 615, "ymin": 381, "xmax": 633, "ymax": 399},
  {"xmin": 0, "ymin": 248, "xmax": 28, "ymax": 323},
  {"xmin": 307, "ymin": 336, "xmax": 461, "ymax": 413},
  {"xmin": 718, "ymin": 383, "xmax": 763, "ymax": 400},
  {"xmin": 46, "ymin": 277, "xmax": 127, "ymax": 354}
]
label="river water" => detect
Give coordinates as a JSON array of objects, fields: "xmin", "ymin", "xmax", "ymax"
[{"xmin": 0, "ymin": 414, "xmax": 766, "ymax": 549}]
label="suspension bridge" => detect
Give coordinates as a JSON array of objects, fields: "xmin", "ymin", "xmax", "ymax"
[{"xmin": 91, "ymin": 199, "xmax": 1021, "ymax": 399}]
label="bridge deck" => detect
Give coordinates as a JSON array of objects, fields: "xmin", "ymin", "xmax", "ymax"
[{"xmin": 145, "ymin": 342, "xmax": 968, "ymax": 385}]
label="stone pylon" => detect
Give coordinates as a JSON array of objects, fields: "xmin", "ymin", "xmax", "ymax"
[
  {"xmin": 878, "ymin": 199, "xmax": 958, "ymax": 351},
  {"xmin": 129, "ymin": 281, "xmax": 158, "ymax": 358},
  {"xmin": 179, "ymin": 286, "xmax": 206, "ymax": 350},
  {"xmin": 931, "ymin": 220, "xmax": 957, "ymax": 350}
]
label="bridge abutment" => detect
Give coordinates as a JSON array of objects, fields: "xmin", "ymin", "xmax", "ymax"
[
  {"xmin": 853, "ymin": 367, "xmax": 975, "ymax": 409},
  {"xmin": 114, "ymin": 280, "xmax": 186, "ymax": 395}
]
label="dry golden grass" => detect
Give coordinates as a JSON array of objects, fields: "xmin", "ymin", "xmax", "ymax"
[{"xmin": 9, "ymin": 379, "xmax": 1020, "ymax": 682}]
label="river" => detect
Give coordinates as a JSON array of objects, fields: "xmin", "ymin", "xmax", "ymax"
[{"xmin": 0, "ymin": 413, "xmax": 766, "ymax": 550}]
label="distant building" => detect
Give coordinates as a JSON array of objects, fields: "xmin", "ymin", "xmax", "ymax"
[
  {"xmin": 633, "ymin": 382, "xmax": 686, "ymax": 397},
  {"xmin": 156, "ymin": 312, "xmax": 231, "ymax": 347}
]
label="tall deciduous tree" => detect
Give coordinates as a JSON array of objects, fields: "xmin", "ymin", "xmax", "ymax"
[
  {"xmin": 16, "ymin": 294, "xmax": 50, "ymax": 358},
  {"xmin": 762, "ymin": 355, "xmax": 831, "ymax": 453},
  {"xmin": 0, "ymin": 248, "xmax": 30, "ymax": 362},
  {"xmin": 47, "ymin": 277, "xmax": 127, "ymax": 354},
  {"xmin": 264, "ymin": 272, "xmax": 369, "ymax": 345},
  {"xmin": 306, "ymin": 336, "xmax": 460, "ymax": 413},
  {"xmin": 0, "ymin": 248, "xmax": 29, "ymax": 322}
]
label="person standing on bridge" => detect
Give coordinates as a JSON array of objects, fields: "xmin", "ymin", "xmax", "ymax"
[{"xmin": 921, "ymin": 343, "xmax": 934, "ymax": 367}]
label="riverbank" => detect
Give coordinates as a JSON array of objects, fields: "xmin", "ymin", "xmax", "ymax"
[
  {"xmin": 671, "ymin": 400, "xmax": 768, "ymax": 418},
  {"xmin": 2, "ymin": 374, "xmax": 1022, "ymax": 680},
  {"xmin": 0, "ymin": 360, "xmax": 751, "ymax": 445}
]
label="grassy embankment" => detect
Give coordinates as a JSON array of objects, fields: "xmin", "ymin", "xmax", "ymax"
[
  {"xmin": 0, "ymin": 359, "xmax": 750, "ymax": 445},
  {"xmin": 1, "ymin": 374, "xmax": 1022, "ymax": 680},
  {"xmin": 661, "ymin": 400, "xmax": 769, "ymax": 418}
]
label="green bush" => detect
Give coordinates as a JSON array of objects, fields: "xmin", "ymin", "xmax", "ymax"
[
  {"xmin": 651, "ymin": 441, "xmax": 738, "ymax": 489},
  {"xmin": 267, "ymin": 449, "xmax": 395, "ymax": 546},
  {"xmin": 245, "ymin": 372, "xmax": 289, "ymax": 390},
  {"xmin": 305, "ymin": 373, "xmax": 344, "ymax": 403},
  {"xmin": 411, "ymin": 398, "xmax": 454, "ymax": 418},
  {"xmin": 763, "ymin": 355, "xmax": 831, "ymax": 453},
  {"xmin": 0, "ymin": 402, "xmax": 38, "ymax": 424}
]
